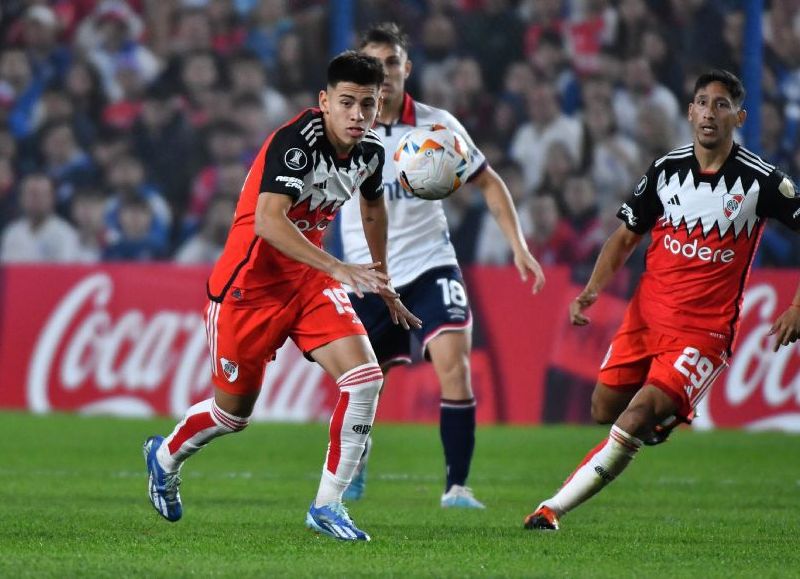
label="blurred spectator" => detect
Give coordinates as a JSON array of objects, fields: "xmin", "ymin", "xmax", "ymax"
[
  {"xmin": 1, "ymin": 46, "xmax": 44, "ymax": 140},
  {"xmin": 640, "ymin": 26, "xmax": 683, "ymax": 99},
  {"xmin": 273, "ymin": 31, "xmax": 315, "ymax": 94},
  {"xmin": 510, "ymin": 82, "xmax": 583, "ymax": 193},
  {"xmin": 131, "ymin": 84, "xmax": 197, "ymax": 210},
  {"xmin": 175, "ymin": 195, "xmax": 235, "ymax": 263},
  {"xmin": 77, "ymin": 1, "xmax": 161, "ymax": 102},
  {"xmin": 1, "ymin": 173, "xmax": 80, "ymax": 262},
  {"xmin": 521, "ymin": 0, "xmax": 566, "ymax": 57},
  {"xmin": 760, "ymin": 98, "xmax": 795, "ymax": 169},
  {"xmin": 528, "ymin": 29, "xmax": 581, "ymax": 113},
  {"xmin": 69, "ymin": 188, "xmax": 108, "ymax": 262},
  {"xmin": 103, "ymin": 194, "xmax": 165, "ymax": 260},
  {"xmin": 581, "ymin": 95, "xmax": 640, "ymax": 203},
  {"xmin": 418, "ymin": 14, "xmax": 460, "ymax": 104},
  {"xmin": 461, "ymin": 0, "xmax": 523, "ymax": 91},
  {"xmin": 245, "ymin": 0, "xmax": 294, "ymax": 72},
  {"xmin": 19, "ymin": 6, "xmax": 72, "ymax": 87},
  {"xmin": 449, "ymin": 58, "xmax": 495, "ymax": 143},
  {"xmin": 539, "ymin": 140, "xmax": 578, "ymax": 206},
  {"xmin": 37, "ymin": 121, "xmax": 97, "ymax": 208},
  {"xmin": 208, "ymin": 0, "xmax": 246, "ymax": 54},
  {"xmin": 63, "ymin": 58, "xmax": 108, "ymax": 130},
  {"xmin": 445, "ymin": 184, "xmax": 486, "ymax": 265},
  {"xmin": 561, "ymin": 174, "xmax": 601, "ymax": 263},
  {"xmin": 473, "ymin": 160, "xmax": 531, "ymax": 264},
  {"xmin": 104, "ymin": 154, "xmax": 172, "ymax": 251},
  {"xmin": 524, "ymin": 192, "xmax": 576, "ymax": 266},
  {"xmin": 179, "ymin": 50, "xmax": 224, "ymax": 127},
  {"xmin": 231, "ymin": 92, "xmax": 272, "ymax": 158},
  {"xmin": 609, "ymin": 0, "xmax": 649, "ymax": 58},
  {"xmin": 0, "ymin": 157, "xmax": 17, "ymax": 230},
  {"xmin": 613, "ymin": 56, "xmax": 681, "ymax": 142},
  {"xmin": 229, "ymin": 50, "xmax": 290, "ymax": 129}
]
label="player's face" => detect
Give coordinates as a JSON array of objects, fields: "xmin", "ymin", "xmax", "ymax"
[
  {"xmin": 688, "ymin": 81, "xmax": 746, "ymax": 150},
  {"xmin": 319, "ymin": 82, "xmax": 381, "ymax": 154},
  {"xmin": 361, "ymin": 42, "xmax": 411, "ymax": 105}
]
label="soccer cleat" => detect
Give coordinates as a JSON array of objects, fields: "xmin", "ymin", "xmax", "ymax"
[
  {"xmin": 305, "ymin": 501, "xmax": 370, "ymax": 541},
  {"xmin": 523, "ymin": 505, "xmax": 560, "ymax": 531},
  {"xmin": 644, "ymin": 414, "xmax": 691, "ymax": 446},
  {"xmin": 440, "ymin": 485, "xmax": 486, "ymax": 509},
  {"xmin": 143, "ymin": 436, "xmax": 183, "ymax": 522},
  {"xmin": 342, "ymin": 463, "xmax": 367, "ymax": 501}
]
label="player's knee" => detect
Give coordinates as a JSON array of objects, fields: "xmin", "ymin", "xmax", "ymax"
[
  {"xmin": 590, "ymin": 400, "xmax": 617, "ymax": 424},
  {"xmin": 337, "ymin": 362, "xmax": 383, "ymax": 399},
  {"xmin": 616, "ymin": 402, "xmax": 658, "ymax": 438}
]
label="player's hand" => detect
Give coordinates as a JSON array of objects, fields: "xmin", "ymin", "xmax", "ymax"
[
  {"xmin": 329, "ymin": 261, "xmax": 390, "ymax": 298},
  {"xmin": 570, "ymin": 291, "xmax": 598, "ymax": 326},
  {"xmin": 513, "ymin": 249, "xmax": 546, "ymax": 294},
  {"xmin": 768, "ymin": 306, "xmax": 800, "ymax": 352},
  {"xmin": 379, "ymin": 286, "xmax": 422, "ymax": 330}
]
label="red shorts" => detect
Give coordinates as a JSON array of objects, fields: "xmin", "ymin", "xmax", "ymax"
[
  {"xmin": 598, "ymin": 323, "xmax": 729, "ymax": 419},
  {"xmin": 205, "ymin": 274, "xmax": 367, "ymax": 396}
]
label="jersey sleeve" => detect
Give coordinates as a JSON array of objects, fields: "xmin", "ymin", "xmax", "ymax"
[
  {"xmin": 359, "ymin": 144, "xmax": 385, "ymax": 201},
  {"xmin": 616, "ymin": 161, "xmax": 664, "ymax": 234},
  {"xmin": 259, "ymin": 126, "xmax": 311, "ymax": 199},
  {"xmin": 755, "ymin": 169, "xmax": 800, "ymax": 231}
]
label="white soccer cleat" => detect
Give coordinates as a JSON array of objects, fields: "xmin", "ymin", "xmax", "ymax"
[{"xmin": 440, "ymin": 484, "xmax": 486, "ymax": 509}]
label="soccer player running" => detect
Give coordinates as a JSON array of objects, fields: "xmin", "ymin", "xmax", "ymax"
[
  {"xmin": 143, "ymin": 52, "xmax": 421, "ymax": 542},
  {"xmin": 339, "ymin": 23, "xmax": 545, "ymax": 509},
  {"xmin": 525, "ymin": 69, "xmax": 800, "ymax": 531}
]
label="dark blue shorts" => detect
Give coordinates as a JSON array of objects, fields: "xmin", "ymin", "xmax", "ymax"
[{"xmin": 349, "ymin": 265, "xmax": 472, "ymax": 366}]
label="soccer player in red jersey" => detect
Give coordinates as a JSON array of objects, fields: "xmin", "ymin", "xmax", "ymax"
[
  {"xmin": 524, "ymin": 70, "xmax": 800, "ymax": 531},
  {"xmin": 143, "ymin": 51, "xmax": 421, "ymax": 542}
]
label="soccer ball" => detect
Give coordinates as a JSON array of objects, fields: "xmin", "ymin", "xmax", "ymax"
[{"xmin": 393, "ymin": 124, "xmax": 471, "ymax": 201}]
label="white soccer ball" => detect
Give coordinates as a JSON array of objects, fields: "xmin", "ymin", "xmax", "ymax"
[{"xmin": 393, "ymin": 124, "xmax": 471, "ymax": 201}]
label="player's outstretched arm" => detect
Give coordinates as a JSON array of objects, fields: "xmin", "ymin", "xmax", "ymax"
[
  {"xmin": 571, "ymin": 224, "xmax": 642, "ymax": 326},
  {"xmin": 473, "ymin": 166, "xmax": 545, "ymax": 293},
  {"xmin": 255, "ymin": 192, "xmax": 390, "ymax": 296},
  {"xmin": 359, "ymin": 194, "xmax": 422, "ymax": 329}
]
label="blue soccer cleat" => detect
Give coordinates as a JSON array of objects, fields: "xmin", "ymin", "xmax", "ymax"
[
  {"xmin": 440, "ymin": 485, "xmax": 486, "ymax": 509},
  {"xmin": 143, "ymin": 436, "xmax": 183, "ymax": 522},
  {"xmin": 305, "ymin": 501, "xmax": 370, "ymax": 541},
  {"xmin": 342, "ymin": 463, "xmax": 367, "ymax": 501}
]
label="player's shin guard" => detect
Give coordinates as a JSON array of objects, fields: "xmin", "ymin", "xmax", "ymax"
[
  {"xmin": 157, "ymin": 398, "xmax": 250, "ymax": 472},
  {"xmin": 315, "ymin": 363, "xmax": 383, "ymax": 506},
  {"xmin": 542, "ymin": 425, "xmax": 642, "ymax": 516}
]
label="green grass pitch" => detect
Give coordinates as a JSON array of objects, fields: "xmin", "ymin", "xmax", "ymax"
[{"xmin": 0, "ymin": 412, "xmax": 798, "ymax": 578}]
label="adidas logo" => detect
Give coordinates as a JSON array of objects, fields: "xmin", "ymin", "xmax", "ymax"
[{"xmin": 667, "ymin": 194, "xmax": 681, "ymax": 206}]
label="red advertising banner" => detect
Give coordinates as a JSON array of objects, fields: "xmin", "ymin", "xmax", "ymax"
[
  {"xmin": 0, "ymin": 265, "xmax": 495, "ymax": 423},
  {"xmin": 1, "ymin": 264, "xmax": 800, "ymax": 430}
]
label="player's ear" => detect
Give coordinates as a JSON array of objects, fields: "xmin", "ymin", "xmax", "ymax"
[
  {"xmin": 687, "ymin": 102, "xmax": 693, "ymax": 121},
  {"xmin": 404, "ymin": 58, "xmax": 412, "ymax": 79},
  {"xmin": 736, "ymin": 108, "xmax": 747, "ymax": 128},
  {"xmin": 319, "ymin": 89, "xmax": 329, "ymax": 114}
]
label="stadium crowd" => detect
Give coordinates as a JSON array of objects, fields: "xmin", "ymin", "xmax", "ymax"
[{"xmin": 1, "ymin": 0, "xmax": 799, "ymax": 278}]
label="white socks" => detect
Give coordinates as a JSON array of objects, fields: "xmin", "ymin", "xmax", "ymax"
[
  {"xmin": 542, "ymin": 425, "xmax": 642, "ymax": 516},
  {"xmin": 157, "ymin": 398, "xmax": 250, "ymax": 472},
  {"xmin": 315, "ymin": 363, "xmax": 383, "ymax": 507}
]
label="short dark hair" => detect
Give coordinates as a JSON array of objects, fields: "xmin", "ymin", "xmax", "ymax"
[
  {"xmin": 694, "ymin": 69, "xmax": 746, "ymax": 106},
  {"xmin": 359, "ymin": 22, "xmax": 409, "ymax": 53},
  {"xmin": 327, "ymin": 50, "xmax": 384, "ymax": 88}
]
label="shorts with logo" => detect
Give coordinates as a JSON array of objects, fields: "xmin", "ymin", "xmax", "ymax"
[
  {"xmin": 598, "ymin": 319, "xmax": 729, "ymax": 420},
  {"xmin": 205, "ymin": 273, "xmax": 366, "ymax": 396},
  {"xmin": 349, "ymin": 265, "xmax": 472, "ymax": 366}
]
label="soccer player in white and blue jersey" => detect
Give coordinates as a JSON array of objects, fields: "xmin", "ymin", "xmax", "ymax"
[{"xmin": 339, "ymin": 23, "xmax": 545, "ymax": 508}]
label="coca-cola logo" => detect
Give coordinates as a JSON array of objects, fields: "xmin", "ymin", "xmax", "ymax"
[
  {"xmin": 25, "ymin": 272, "xmax": 331, "ymax": 420},
  {"xmin": 696, "ymin": 282, "xmax": 800, "ymax": 431}
]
